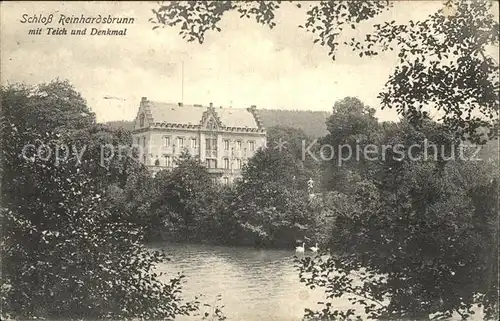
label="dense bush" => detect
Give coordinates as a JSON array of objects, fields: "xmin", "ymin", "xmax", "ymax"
[
  {"xmin": 0, "ymin": 82, "xmax": 198, "ymax": 320},
  {"xmin": 297, "ymin": 120, "xmax": 499, "ymax": 320},
  {"xmin": 137, "ymin": 147, "xmax": 323, "ymax": 248},
  {"xmin": 146, "ymin": 151, "xmax": 229, "ymax": 243}
]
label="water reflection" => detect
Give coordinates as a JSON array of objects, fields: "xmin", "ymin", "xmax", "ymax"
[
  {"xmin": 151, "ymin": 242, "xmax": 328, "ymax": 321},
  {"xmin": 151, "ymin": 243, "xmax": 483, "ymax": 321}
]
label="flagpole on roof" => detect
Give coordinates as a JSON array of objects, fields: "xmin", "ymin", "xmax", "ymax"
[{"xmin": 181, "ymin": 60, "xmax": 184, "ymax": 104}]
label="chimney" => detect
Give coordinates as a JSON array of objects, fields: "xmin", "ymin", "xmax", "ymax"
[
  {"xmin": 209, "ymin": 102, "xmax": 213, "ymax": 107},
  {"xmin": 250, "ymin": 104, "xmax": 256, "ymax": 109},
  {"xmin": 141, "ymin": 97, "xmax": 147, "ymax": 102},
  {"xmin": 178, "ymin": 102, "xmax": 183, "ymax": 107}
]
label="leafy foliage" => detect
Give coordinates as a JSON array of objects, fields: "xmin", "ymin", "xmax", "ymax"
[
  {"xmin": 297, "ymin": 119, "xmax": 499, "ymax": 320},
  {"xmin": 1, "ymin": 80, "xmax": 95, "ymax": 135},
  {"xmin": 150, "ymin": 0, "xmax": 499, "ymax": 142},
  {"xmin": 101, "ymin": 89, "xmax": 498, "ymax": 319},
  {"xmin": 0, "ymin": 81, "xmax": 198, "ymax": 320},
  {"xmin": 359, "ymin": 0, "xmax": 499, "ymax": 143},
  {"xmin": 137, "ymin": 146, "xmax": 322, "ymax": 248},
  {"xmin": 146, "ymin": 150, "xmax": 227, "ymax": 242},
  {"xmin": 33, "ymin": 65, "xmax": 495, "ymax": 320},
  {"xmin": 150, "ymin": 1, "xmax": 283, "ymax": 42},
  {"xmin": 321, "ymin": 97, "xmax": 382, "ymax": 192},
  {"xmin": 105, "ymin": 120, "xmax": 135, "ymax": 131},
  {"xmin": 267, "ymin": 125, "xmax": 321, "ymax": 180},
  {"xmin": 229, "ymin": 147, "xmax": 315, "ymax": 247}
]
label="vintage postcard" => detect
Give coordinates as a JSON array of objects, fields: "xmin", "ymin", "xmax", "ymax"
[{"xmin": 1, "ymin": 1, "xmax": 498, "ymax": 321}]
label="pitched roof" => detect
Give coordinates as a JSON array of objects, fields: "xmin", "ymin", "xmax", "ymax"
[
  {"xmin": 148, "ymin": 101, "xmax": 206, "ymax": 126},
  {"xmin": 217, "ymin": 108, "xmax": 258, "ymax": 128},
  {"xmin": 141, "ymin": 99, "xmax": 262, "ymax": 129}
]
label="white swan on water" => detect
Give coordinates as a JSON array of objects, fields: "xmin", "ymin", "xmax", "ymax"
[
  {"xmin": 310, "ymin": 243, "xmax": 319, "ymax": 253},
  {"xmin": 295, "ymin": 242, "xmax": 305, "ymax": 253}
]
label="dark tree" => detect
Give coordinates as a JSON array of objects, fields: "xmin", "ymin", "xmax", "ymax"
[
  {"xmin": 0, "ymin": 82, "xmax": 198, "ymax": 320},
  {"xmin": 229, "ymin": 147, "xmax": 314, "ymax": 247},
  {"xmin": 321, "ymin": 97, "xmax": 382, "ymax": 192}
]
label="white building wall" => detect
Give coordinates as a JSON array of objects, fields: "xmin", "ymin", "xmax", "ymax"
[{"xmin": 132, "ymin": 124, "xmax": 266, "ymax": 184}]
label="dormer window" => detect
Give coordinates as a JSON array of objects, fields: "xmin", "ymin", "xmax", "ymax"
[{"xmin": 139, "ymin": 113, "xmax": 145, "ymax": 127}]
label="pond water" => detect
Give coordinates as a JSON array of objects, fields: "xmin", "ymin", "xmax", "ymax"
[
  {"xmin": 151, "ymin": 243, "xmax": 483, "ymax": 321},
  {"xmin": 151, "ymin": 242, "xmax": 346, "ymax": 321}
]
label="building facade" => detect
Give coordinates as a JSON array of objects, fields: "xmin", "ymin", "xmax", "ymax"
[{"xmin": 131, "ymin": 97, "xmax": 267, "ymax": 183}]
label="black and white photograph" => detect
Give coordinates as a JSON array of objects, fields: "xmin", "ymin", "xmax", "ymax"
[{"xmin": 1, "ymin": 1, "xmax": 499, "ymax": 320}]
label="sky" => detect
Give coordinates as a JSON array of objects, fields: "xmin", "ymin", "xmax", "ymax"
[{"xmin": 0, "ymin": 1, "xmax": 471, "ymax": 123}]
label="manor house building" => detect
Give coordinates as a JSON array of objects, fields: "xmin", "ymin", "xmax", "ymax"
[{"xmin": 132, "ymin": 97, "xmax": 267, "ymax": 184}]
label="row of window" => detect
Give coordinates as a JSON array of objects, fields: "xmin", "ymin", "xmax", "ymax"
[
  {"xmin": 151, "ymin": 156, "xmax": 243, "ymax": 169},
  {"xmin": 200, "ymin": 157, "xmax": 244, "ymax": 170},
  {"xmin": 214, "ymin": 158, "xmax": 242, "ymax": 170},
  {"xmin": 223, "ymin": 139, "xmax": 255, "ymax": 151},
  {"xmin": 164, "ymin": 136, "xmax": 198, "ymax": 149},
  {"xmin": 135, "ymin": 136, "xmax": 258, "ymax": 153},
  {"xmin": 163, "ymin": 136, "xmax": 256, "ymax": 151}
]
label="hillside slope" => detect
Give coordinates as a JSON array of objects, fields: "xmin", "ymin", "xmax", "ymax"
[{"xmin": 258, "ymin": 109, "xmax": 330, "ymax": 138}]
